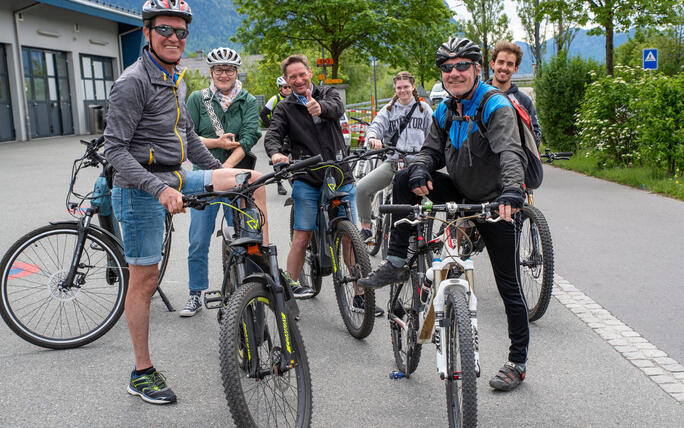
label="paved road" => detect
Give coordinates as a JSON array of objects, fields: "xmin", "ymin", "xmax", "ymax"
[{"xmin": 0, "ymin": 136, "xmax": 682, "ymax": 426}]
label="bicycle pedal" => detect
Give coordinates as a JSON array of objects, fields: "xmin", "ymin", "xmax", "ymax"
[{"xmin": 203, "ymin": 290, "xmax": 223, "ymax": 310}]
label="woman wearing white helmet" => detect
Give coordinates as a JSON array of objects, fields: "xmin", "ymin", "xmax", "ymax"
[{"xmin": 182, "ymin": 46, "xmax": 261, "ymax": 317}]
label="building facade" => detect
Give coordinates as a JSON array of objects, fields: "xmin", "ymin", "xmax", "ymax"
[{"xmin": 0, "ymin": 0, "xmax": 145, "ymax": 142}]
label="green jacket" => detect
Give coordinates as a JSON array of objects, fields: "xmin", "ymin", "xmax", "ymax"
[{"xmin": 186, "ymin": 87, "xmax": 260, "ymax": 166}]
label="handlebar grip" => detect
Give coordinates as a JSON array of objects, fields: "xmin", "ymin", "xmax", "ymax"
[
  {"xmin": 379, "ymin": 204, "xmax": 415, "ymax": 215},
  {"xmin": 291, "ymin": 154, "xmax": 323, "ymax": 171},
  {"xmin": 556, "ymin": 152, "xmax": 574, "ymax": 157}
]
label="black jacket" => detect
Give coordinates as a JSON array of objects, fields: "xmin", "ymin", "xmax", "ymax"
[
  {"xmin": 264, "ymin": 85, "xmax": 353, "ymax": 188},
  {"xmin": 485, "ymin": 80, "xmax": 542, "ymax": 146}
]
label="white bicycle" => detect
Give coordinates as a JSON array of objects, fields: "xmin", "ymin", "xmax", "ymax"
[{"xmin": 382, "ymin": 200, "xmax": 502, "ymax": 428}]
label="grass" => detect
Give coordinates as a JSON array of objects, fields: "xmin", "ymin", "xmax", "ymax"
[{"xmin": 546, "ymin": 147, "xmax": 684, "ymax": 201}]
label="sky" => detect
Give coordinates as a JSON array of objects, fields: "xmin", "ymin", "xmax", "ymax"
[{"xmin": 445, "ymin": 0, "xmax": 529, "ymax": 42}]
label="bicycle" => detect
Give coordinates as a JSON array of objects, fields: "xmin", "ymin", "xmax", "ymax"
[
  {"xmin": 517, "ymin": 149, "xmax": 573, "ymax": 322},
  {"xmin": 0, "ymin": 136, "xmax": 174, "ymax": 350},
  {"xmin": 285, "ymin": 150, "xmax": 377, "ymax": 339},
  {"xmin": 381, "ymin": 200, "xmax": 501, "ymax": 428},
  {"xmin": 183, "ymin": 156, "xmax": 321, "ymax": 427}
]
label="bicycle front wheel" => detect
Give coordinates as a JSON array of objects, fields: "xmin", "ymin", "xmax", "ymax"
[
  {"xmin": 219, "ymin": 281, "xmax": 312, "ymax": 428},
  {"xmin": 0, "ymin": 223, "xmax": 128, "ymax": 349},
  {"xmin": 445, "ymin": 289, "xmax": 477, "ymax": 428},
  {"xmin": 157, "ymin": 213, "xmax": 173, "ymax": 286},
  {"xmin": 519, "ymin": 205, "xmax": 554, "ymax": 322},
  {"xmin": 332, "ymin": 220, "xmax": 374, "ymax": 339}
]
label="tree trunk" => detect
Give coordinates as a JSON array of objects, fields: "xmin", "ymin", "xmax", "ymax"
[
  {"xmin": 605, "ymin": 17, "xmax": 614, "ymax": 76},
  {"xmin": 534, "ymin": 0, "xmax": 542, "ymax": 74},
  {"xmin": 481, "ymin": 0, "xmax": 489, "ymax": 81},
  {"xmin": 331, "ymin": 51, "xmax": 340, "ymax": 79},
  {"xmin": 555, "ymin": 13, "xmax": 564, "ymax": 55}
]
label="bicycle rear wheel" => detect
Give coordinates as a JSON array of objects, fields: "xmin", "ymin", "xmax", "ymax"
[
  {"xmin": 219, "ymin": 281, "xmax": 312, "ymax": 428},
  {"xmin": 367, "ymin": 190, "xmax": 383, "ymax": 256},
  {"xmin": 332, "ymin": 220, "xmax": 374, "ymax": 339},
  {"xmin": 0, "ymin": 223, "xmax": 127, "ymax": 349},
  {"xmin": 445, "ymin": 289, "xmax": 477, "ymax": 428},
  {"xmin": 289, "ymin": 206, "xmax": 323, "ymax": 296},
  {"xmin": 519, "ymin": 205, "xmax": 554, "ymax": 322},
  {"xmin": 389, "ymin": 271, "xmax": 422, "ymax": 375}
]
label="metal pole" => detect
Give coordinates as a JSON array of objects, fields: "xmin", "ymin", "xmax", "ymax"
[{"xmin": 372, "ymin": 57, "xmax": 378, "ymax": 118}]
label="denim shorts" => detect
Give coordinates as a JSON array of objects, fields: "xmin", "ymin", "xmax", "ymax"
[
  {"xmin": 291, "ymin": 180, "xmax": 358, "ymax": 231},
  {"xmin": 112, "ymin": 169, "xmax": 212, "ymax": 265}
]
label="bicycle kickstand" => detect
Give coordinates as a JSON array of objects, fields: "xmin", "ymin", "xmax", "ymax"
[{"xmin": 156, "ymin": 286, "xmax": 175, "ymax": 312}]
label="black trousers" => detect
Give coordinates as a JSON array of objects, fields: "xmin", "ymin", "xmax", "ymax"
[{"xmin": 389, "ymin": 169, "xmax": 529, "ymax": 363}]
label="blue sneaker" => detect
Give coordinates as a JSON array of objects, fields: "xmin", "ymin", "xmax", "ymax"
[{"xmin": 127, "ymin": 369, "xmax": 177, "ymax": 404}]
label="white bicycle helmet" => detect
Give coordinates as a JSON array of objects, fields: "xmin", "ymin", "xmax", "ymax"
[
  {"xmin": 276, "ymin": 76, "xmax": 287, "ymax": 87},
  {"xmin": 142, "ymin": 0, "xmax": 192, "ymax": 23},
  {"xmin": 206, "ymin": 47, "xmax": 242, "ymax": 67}
]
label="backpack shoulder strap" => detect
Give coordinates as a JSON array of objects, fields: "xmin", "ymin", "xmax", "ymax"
[
  {"xmin": 475, "ymin": 89, "xmax": 504, "ymax": 137},
  {"xmin": 441, "ymin": 106, "xmax": 455, "ymax": 144}
]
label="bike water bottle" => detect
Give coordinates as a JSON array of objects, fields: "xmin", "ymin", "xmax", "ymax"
[{"xmin": 389, "ymin": 370, "xmax": 405, "ymax": 379}]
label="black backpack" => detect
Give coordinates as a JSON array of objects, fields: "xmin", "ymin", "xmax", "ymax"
[{"xmin": 443, "ymin": 90, "xmax": 544, "ymax": 189}]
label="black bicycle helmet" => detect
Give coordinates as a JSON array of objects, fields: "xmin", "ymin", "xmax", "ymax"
[
  {"xmin": 142, "ymin": 0, "xmax": 193, "ymax": 24},
  {"xmin": 435, "ymin": 37, "xmax": 482, "ymax": 67}
]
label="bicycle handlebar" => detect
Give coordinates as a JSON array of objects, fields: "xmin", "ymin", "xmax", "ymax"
[
  {"xmin": 379, "ymin": 201, "xmax": 499, "ymax": 216},
  {"xmin": 540, "ymin": 149, "xmax": 573, "ymax": 164}
]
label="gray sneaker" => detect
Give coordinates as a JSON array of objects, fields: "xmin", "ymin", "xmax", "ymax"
[
  {"xmin": 179, "ymin": 294, "xmax": 202, "ymax": 317},
  {"xmin": 358, "ymin": 260, "xmax": 409, "ymax": 289}
]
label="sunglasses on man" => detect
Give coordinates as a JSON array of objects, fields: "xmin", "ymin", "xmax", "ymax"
[
  {"xmin": 151, "ymin": 24, "xmax": 188, "ymax": 40},
  {"xmin": 439, "ymin": 61, "xmax": 475, "ymax": 73}
]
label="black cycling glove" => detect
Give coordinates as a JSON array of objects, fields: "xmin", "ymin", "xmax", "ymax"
[
  {"xmin": 408, "ymin": 165, "xmax": 432, "ymax": 192},
  {"xmin": 496, "ymin": 187, "xmax": 524, "ymax": 209}
]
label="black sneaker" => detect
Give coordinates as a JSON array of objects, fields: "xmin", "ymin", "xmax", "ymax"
[
  {"xmin": 127, "ymin": 369, "xmax": 177, "ymax": 404},
  {"xmin": 360, "ymin": 228, "xmax": 374, "ymax": 244},
  {"xmin": 282, "ymin": 271, "xmax": 314, "ymax": 299},
  {"xmin": 489, "ymin": 361, "xmax": 526, "ymax": 391},
  {"xmin": 277, "ymin": 182, "xmax": 287, "ymax": 195},
  {"xmin": 358, "ymin": 260, "xmax": 409, "ymax": 289},
  {"xmin": 352, "ymin": 295, "xmax": 384, "ymax": 317}
]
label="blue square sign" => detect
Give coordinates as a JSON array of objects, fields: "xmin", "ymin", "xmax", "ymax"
[{"xmin": 643, "ymin": 48, "xmax": 658, "ymax": 70}]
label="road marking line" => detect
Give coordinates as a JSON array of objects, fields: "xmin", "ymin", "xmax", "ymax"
[{"xmin": 551, "ymin": 274, "xmax": 684, "ymax": 403}]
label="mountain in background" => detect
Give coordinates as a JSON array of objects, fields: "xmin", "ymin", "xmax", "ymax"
[
  {"xmin": 115, "ymin": 0, "xmax": 242, "ymax": 54},
  {"xmin": 514, "ymin": 28, "xmax": 636, "ymax": 74}
]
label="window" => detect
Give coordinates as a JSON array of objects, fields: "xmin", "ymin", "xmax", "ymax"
[{"xmin": 80, "ymin": 55, "xmax": 114, "ymax": 103}]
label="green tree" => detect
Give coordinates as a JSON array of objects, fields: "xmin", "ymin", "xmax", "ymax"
[
  {"xmin": 545, "ymin": 0, "xmax": 677, "ymax": 75},
  {"xmin": 183, "ymin": 69, "xmax": 209, "ymax": 102},
  {"xmin": 391, "ymin": 0, "xmax": 458, "ymax": 88},
  {"xmin": 232, "ymin": 0, "xmax": 453, "ymax": 79},
  {"xmin": 459, "ymin": 0, "xmax": 512, "ymax": 81},
  {"xmin": 539, "ymin": 0, "xmax": 582, "ymax": 55},
  {"xmin": 517, "ymin": 0, "xmax": 547, "ymax": 74}
]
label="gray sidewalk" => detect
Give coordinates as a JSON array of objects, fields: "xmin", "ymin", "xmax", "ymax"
[{"xmin": 0, "ymin": 136, "xmax": 682, "ymax": 426}]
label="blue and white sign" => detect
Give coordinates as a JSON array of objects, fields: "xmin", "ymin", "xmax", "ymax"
[{"xmin": 643, "ymin": 48, "xmax": 658, "ymax": 70}]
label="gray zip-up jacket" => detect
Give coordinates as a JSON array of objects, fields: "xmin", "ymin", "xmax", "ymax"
[
  {"xmin": 104, "ymin": 48, "xmax": 221, "ymax": 198},
  {"xmin": 366, "ymin": 99, "xmax": 433, "ymax": 159}
]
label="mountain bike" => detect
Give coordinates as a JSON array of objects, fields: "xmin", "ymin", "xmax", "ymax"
[
  {"xmin": 381, "ymin": 200, "xmax": 501, "ymax": 428},
  {"xmin": 517, "ymin": 149, "xmax": 573, "ymax": 321},
  {"xmin": 0, "ymin": 136, "xmax": 174, "ymax": 349},
  {"xmin": 285, "ymin": 150, "xmax": 379, "ymax": 339},
  {"xmin": 183, "ymin": 156, "xmax": 321, "ymax": 427}
]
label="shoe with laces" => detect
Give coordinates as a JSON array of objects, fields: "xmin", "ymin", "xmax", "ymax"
[
  {"xmin": 127, "ymin": 369, "xmax": 177, "ymax": 404},
  {"xmin": 282, "ymin": 271, "xmax": 314, "ymax": 299},
  {"xmin": 358, "ymin": 260, "xmax": 409, "ymax": 290},
  {"xmin": 359, "ymin": 228, "xmax": 374, "ymax": 244},
  {"xmin": 352, "ymin": 295, "xmax": 385, "ymax": 317},
  {"xmin": 489, "ymin": 361, "xmax": 526, "ymax": 391},
  {"xmin": 179, "ymin": 294, "xmax": 202, "ymax": 317}
]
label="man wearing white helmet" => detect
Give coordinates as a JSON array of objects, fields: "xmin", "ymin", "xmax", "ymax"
[
  {"xmin": 260, "ymin": 76, "xmax": 293, "ymax": 195},
  {"xmin": 181, "ymin": 46, "xmax": 261, "ymax": 317},
  {"xmin": 104, "ymin": 0, "xmax": 268, "ymax": 405}
]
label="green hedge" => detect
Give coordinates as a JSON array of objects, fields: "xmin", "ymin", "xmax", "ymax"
[
  {"xmin": 534, "ymin": 54, "xmax": 603, "ymax": 152},
  {"xmin": 576, "ymin": 66, "xmax": 683, "ymax": 175}
]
